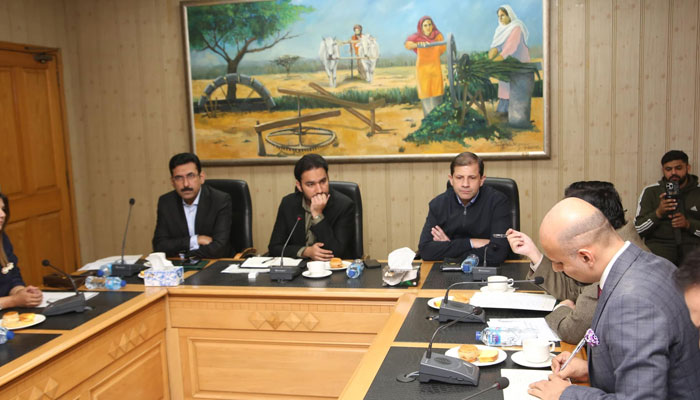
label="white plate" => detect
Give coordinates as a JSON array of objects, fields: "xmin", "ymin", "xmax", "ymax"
[
  {"xmin": 510, "ymin": 351, "xmax": 555, "ymax": 368},
  {"xmin": 138, "ymin": 270, "xmax": 146, "ymax": 279},
  {"xmin": 445, "ymin": 345, "xmax": 507, "ymax": 367},
  {"xmin": 307, "ymin": 260, "xmax": 351, "ymax": 272},
  {"xmin": 427, "ymin": 296, "xmax": 453, "ymax": 310},
  {"xmin": 1, "ymin": 314, "xmax": 47, "ymax": 330},
  {"xmin": 479, "ymin": 286, "xmax": 516, "ymax": 293},
  {"xmin": 302, "ymin": 270, "xmax": 332, "ymax": 279}
]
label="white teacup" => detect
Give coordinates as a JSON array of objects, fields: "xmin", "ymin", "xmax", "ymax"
[
  {"xmin": 522, "ymin": 338, "xmax": 556, "ymax": 363},
  {"xmin": 486, "ymin": 275, "xmax": 514, "ymax": 291},
  {"xmin": 306, "ymin": 261, "xmax": 326, "ymax": 276}
]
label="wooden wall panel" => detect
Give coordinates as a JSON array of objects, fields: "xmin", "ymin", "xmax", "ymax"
[
  {"xmin": 639, "ymin": 0, "xmax": 670, "ymax": 186},
  {"xmin": 587, "ymin": 0, "xmax": 613, "ymax": 180},
  {"xmin": 2, "ymin": 0, "xmax": 700, "ymax": 263}
]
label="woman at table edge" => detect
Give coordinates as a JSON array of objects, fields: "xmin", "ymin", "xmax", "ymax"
[{"xmin": 0, "ymin": 192, "xmax": 43, "ymax": 309}]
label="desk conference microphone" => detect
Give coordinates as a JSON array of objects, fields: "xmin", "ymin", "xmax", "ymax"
[
  {"xmin": 438, "ymin": 277, "xmax": 544, "ymax": 322},
  {"xmin": 461, "ymin": 377, "xmax": 509, "ymax": 400},
  {"xmin": 418, "ymin": 307, "xmax": 483, "ymax": 385},
  {"xmin": 41, "ymin": 259, "xmax": 89, "ymax": 316},
  {"xmin": 270, "ymin": 215, "xmax": 303, "ymax": 281},
  {"xmin": 112, "ymin": 198, "xmax": 144, "ymax": 277}
]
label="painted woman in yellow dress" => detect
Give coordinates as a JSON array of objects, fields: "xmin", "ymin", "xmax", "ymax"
[{"xmin": 404, "ymin": 16, "xmax": 446, "ymax": 116}]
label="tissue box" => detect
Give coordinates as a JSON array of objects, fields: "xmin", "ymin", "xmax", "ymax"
[{"xmin": 143, "ymin": 266, "xmax": 183, "ymax": 286}]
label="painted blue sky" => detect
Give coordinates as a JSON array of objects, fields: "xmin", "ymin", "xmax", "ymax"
[{"xmin": 191, "ymin": 0, "xmax": 543, "ymax": 66}]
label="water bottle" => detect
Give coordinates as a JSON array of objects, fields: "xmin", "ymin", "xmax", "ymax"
[
  {"xmin": 0, "ymin": 327, "xmax": 15, "ymax": 344},
  {"xmin": 85, "ymin": 276, "xmax": 126, "ymax": 290},
  {"xmin": 476, "ymin": 327, "xmax": 536, "ymax": 346},
  {"xmin": 461, "ymin": 254, "xmax": 479, "ymax": 273},
  {"xmin": 346, "ymin": 259, "xmax": 364, "ymax": 279},
  {"xmin": 97, "ymin": 263, "xmax": 112, "ymax": 277}
]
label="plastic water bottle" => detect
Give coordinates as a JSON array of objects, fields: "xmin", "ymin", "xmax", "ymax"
[
  {"xmin": 461, "ymin": 254, "xmax": 479, "ymax": 273},
  {"xmin": 97, "ymin": 263, "xmax": 112, "ymax": 277},
  {"xmin": 346, "ymin": 259, "xmax": 364, "ymax": 279},
  {"xmin": 476, "ymin": 327, "xmax": 536, "ymax": 346},
  {"xmin": 0, "ymin": 327, "xmax": 15, "ymax": 344},
  {"xmin": 85, "ymin": 276, "xmax": 126, "ymax": 290}
]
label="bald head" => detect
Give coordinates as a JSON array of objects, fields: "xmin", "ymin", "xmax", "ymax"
[{"xmin": 540, "ymin": 198, "xmax": 623, "ymax": 284}]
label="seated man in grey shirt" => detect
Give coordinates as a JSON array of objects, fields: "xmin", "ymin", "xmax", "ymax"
[{"xmin": 507, "ymin": 181, "xmax": 648, "ymax": 343}]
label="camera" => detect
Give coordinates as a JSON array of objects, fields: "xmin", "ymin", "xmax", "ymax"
[{"xmin": 665, "ymin": 181, "xmax": 680, "ymax": 212}]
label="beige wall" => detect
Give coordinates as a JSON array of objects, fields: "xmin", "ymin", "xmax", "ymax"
[{"xmin": 2, "ymin": 0, "xmax": 699, "ymax": 265}]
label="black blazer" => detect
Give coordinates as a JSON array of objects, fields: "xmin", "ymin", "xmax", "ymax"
[
  {"xmin": 152, "ymin": 184, "xmax": 232, "ymax": 258},
  {"xmin": 268, "ymin": 189, "xmax": 355, "ymax": 259}
]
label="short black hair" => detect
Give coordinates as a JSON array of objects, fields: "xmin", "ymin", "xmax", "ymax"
[
  {"xmin": 676, "ymin": 248, "xmax": 700, "ymax": 290},
  {"xmin": 294, "ymin": 154, "xmax": 328, "ymax": 182},
  {"xmin": 169, "ymin": 153, "xmax": 201, "ymax": 175},
  {"xmin": 450, "ymin": 152, "xmax": 484, "ymax": 176},
  {"xmin": 661, "ymin": 150, "xmax": 689, "ymax": 165},
  {"xmin": 564, "ymin": 181, "xmax": 626, "ymax": 230}
]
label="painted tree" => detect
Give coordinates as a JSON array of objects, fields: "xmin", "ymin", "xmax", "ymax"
[
  {"xmin": 272, "ymin": 55, "xmax": 300, "ymax": 77},
  {"xmin": 187, "ymin": 0, "xmax": 312, "ymax": 100}
]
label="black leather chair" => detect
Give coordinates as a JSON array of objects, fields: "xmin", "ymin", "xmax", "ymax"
[
  {"xmin": 447, "ymin": 177, "xmax": 520, "ymax": 231},
  {"xmin": 483, "ymin": 177, "xmax": 520, "ymax": 231},
  {"xmin": 329, "ymin": 181, "xmax": 363, "ymax": 259},
  {"xmin": 204, "ymin": 179, "xmax": 253, "ymax": 256}
]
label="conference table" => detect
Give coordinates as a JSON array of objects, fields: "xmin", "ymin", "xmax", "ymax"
[{"xmin": 0, "ymin": 259, "xmax": 582, "ymax": 399}]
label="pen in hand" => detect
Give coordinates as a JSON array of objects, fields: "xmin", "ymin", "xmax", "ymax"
[{"xmin": 560, "ymin": 336, "xmax": 586, "ymax": 372}]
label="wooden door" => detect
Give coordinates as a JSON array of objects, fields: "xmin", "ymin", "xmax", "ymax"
[{"xmin": 0, "ymin": 42, "xmax": 79, "ymax": 284}]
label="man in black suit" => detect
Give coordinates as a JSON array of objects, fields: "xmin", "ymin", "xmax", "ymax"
[
  {"xmin": 268, "ymin": 154, "xmax": 355, "ymax": 260},
  {"xmin": 152, "ymin": 153, "xmax": 232, "ymax": 258}
]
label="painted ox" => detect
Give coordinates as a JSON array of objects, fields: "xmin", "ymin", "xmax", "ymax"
[
  {"xmin": 358, "ymin": 35, "xmax": 380, "ymax": 83},
  {"xmin": 319, "ymin": 37, "xmax": 339, "ymax": 88}
]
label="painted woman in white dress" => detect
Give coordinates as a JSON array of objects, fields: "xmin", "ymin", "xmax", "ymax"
[{"xmin": 488, "ymin": 5, "xmax": 530, "ymax": 114}]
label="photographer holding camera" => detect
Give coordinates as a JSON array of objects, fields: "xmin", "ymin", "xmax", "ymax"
[{"xmin": 635, "ymin": 150, "xmax": 700, "ymax": 265}]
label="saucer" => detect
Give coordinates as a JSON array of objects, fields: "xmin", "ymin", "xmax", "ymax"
[
  {"xmin": 480, "ymin": 286, "xmax": 515, "ymax": 293},
  {"xmin": 510, "ymin": 351, "xmax": 555, "ymax": 368},
  {"xmin": 302, "ymin": 270, "xmax": 332, "ymax": 279}
]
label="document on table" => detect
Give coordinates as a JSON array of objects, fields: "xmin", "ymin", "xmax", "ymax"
[
  {"xmin": 488, "ymin": 318, "xmax": 562, "ymax": 342},
  {"xmin": 39, "ymin": 292, "xmax": 100, "ymax": 308},
  {"xmin": 221, "ymin": 264, "xmax": 269, "ymax": 274},
  {"xmin": 241, "ymin": 257, "xmax": 302, "ymax": 268},
  {"xmin": 469, "ymin": 292, "xmax": 557, "ymax": 311},
  {"xmin": 500, "ymin": 369, "xmax": 552, "ymax": 400}
]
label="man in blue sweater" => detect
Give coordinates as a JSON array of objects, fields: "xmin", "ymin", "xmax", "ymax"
[{"xmin": 418, "ymin": 152, "xmax": 512, "ymax": 263}]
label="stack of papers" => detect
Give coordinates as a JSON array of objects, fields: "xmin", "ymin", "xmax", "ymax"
[
  {"xmin": 241, "ymin": 257, "xmax": 302, "ymax": 268},
  {"xmin": 221, "ymin": 264, "xmax": 269, "ymax": 274},
  {"xmin": 487, "ymin": 318, "xmax": 561, "ymax": 342},
  {"xmin": 500, "ymin": 369, "xmax": 552, "ymax": 400},
  {"xmin": 469, "ymin": 292, "xmax": 557, "ymax": 311}
]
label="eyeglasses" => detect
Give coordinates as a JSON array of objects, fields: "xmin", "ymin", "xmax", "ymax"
[{"xmin": 172, "ymin": 172, "xmax": 199, "ymax": 184}]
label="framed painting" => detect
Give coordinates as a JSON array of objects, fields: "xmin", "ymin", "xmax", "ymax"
[{"xmin": 181, "ymin": 0, "xmax": 549, "ymax": 164}]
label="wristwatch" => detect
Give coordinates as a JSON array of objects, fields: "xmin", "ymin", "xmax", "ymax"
[{"xmin": 312, "ymin": 214, "xmax": 322, "ymax": 221}]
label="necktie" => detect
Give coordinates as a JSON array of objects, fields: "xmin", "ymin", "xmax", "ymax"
[{"xmin": 597, "ymin": 285, "xmax": 602, "ymax": 299}]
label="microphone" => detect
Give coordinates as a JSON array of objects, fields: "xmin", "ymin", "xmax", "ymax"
[
  {"xmin": 270, "ymin": 215, "xmax": 303, "ymax": 281},
  {"xmin": 418, "ymin": 307, "xmax": 483, "ymax": 385},
  {"xmin": 461, "ymin": 377, "xmax": 510, "ymax": 400},
  {"xmin": 112, "ymin": 198, "xmax": 145, "ymax": 277},
  {"xmin": 41, "ymin": 259, "xmax": 88, "ymax": 316},
  {"xmin": 438, "ymin": 277, "xmax": 544, "ymax": 322},
  {"xmin": 281, "ymin": 215, "xmax": 302, "ymax": 268}
]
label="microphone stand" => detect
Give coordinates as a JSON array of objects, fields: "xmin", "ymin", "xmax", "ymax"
[
  {"xmin": 112, "ymin": 198, "xmax": 145, "ymax": 277},
  {"xmin": 418, "ymin": 307, "xmax": 483, "ymax": 385},
  {"xmin": 42, "ymin": 259, "xmax": 89, "ymax": 316},
  {"xmin": 270, "ymin": 216, "xmax": 303, "ymax": 281}
]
